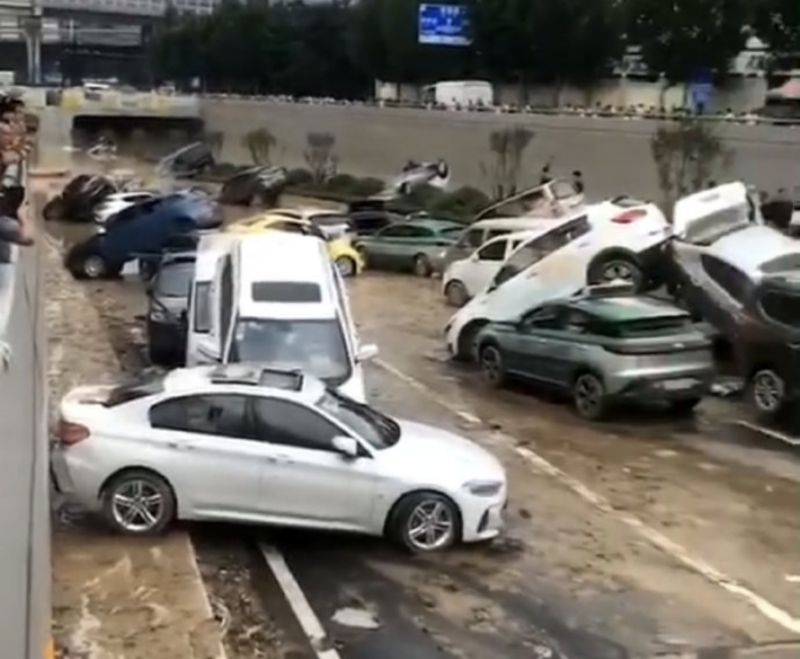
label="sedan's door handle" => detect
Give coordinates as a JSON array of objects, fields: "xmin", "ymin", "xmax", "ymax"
[
  {"xmin": 167, "ymin": 441, "xmax": 195, "ymax": 451},
  {"xmin": 265, "ymin": 454, "xmax": 295, "ymax": 464}
]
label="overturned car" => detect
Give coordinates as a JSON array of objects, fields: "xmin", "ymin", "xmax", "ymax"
[
  {"xmin": 668, "ymin": 182, "xmax": 800, "ymax": 419},
  {"xmin": 218, "ymin": 165, "xmax": 288, "ymax": 206},
  {"xmin": 43, "ymin": 173, "xmax": 117, "ymax": 223}
]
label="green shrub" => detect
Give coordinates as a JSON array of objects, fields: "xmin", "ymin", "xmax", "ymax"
[
  {"xmin": 286, "ymin": 167, "xmax": 313, "ymax": 186},
  {"xmin": 348, "ymin": 176, "xmax": 385, "ymax": 197},
  {"xmin": 431, "ymin": 186, "xmax": 491, "ymax": 219}
]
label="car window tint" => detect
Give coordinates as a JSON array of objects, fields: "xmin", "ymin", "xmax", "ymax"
[
  {"xmin": 253, "ymin": 397, "xmax": 340, "ymax": 451},
  {"xmin": 562, "ymin": 309, "xmax": 590, "ymax": 333},
  {"xmin": 761, "ymin": 291, "xmax": 800, "ymax": 328},
  {"xmin": 701, "ymin": 255, "xmax": 750, "ymax": 303},
  {"xmin": 459, "ymin": 228, "xmax": 484, "ymax": 248},
  {"xmin": 486, "ymin": 229, "xmax": 510, "ymax": 241},
  {"xmin": 523, "ymin": 305, "xmax": 560, "ymax": 329},
  {"xmin": 378, "ymin": 224, "xmax": 412, "ymax": 238},
  {"xmin": 477, "ymin": 239, "xmax": 506, "ymax": 261},
  {"xmin": 149, "ymin": 395, "xmax": 251, "ymax": 438},
  {"xmin": 193, "ymin": 281, "xmax": 212, "ymax": 333}
]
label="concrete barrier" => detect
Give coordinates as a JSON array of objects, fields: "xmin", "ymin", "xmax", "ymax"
[{"xmin": 201, "ymin": 98, "xmax": 800, "ymax": 201}]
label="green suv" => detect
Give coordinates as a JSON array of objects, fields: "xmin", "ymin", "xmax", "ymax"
[{"xmin": 474, "ymin": 290, "xmax": 714, "ymax": 420}]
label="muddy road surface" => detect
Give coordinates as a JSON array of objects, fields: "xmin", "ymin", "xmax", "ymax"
[{"xmin": 46, "ymin": 207, "xmax": 800, "ymax": 659}]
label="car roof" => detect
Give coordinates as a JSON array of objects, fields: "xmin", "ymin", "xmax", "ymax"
[
  {"xmin": 163, "ymin": 364, "xmax": 325, "ymax": 402},
  {"xmin": 565, "ymin": 295, "xmax": 688, "ymax": 321},
  {"xmin": 708, "ymin": 224, "xmax": 800, "ymax": 276},
  {"xmin": 405, "ymin": 218, "xmax": 463, "ymax": 231},
  {"xmin": 235, "ymin": 233, "xmax": 337, "ymax": 320}
]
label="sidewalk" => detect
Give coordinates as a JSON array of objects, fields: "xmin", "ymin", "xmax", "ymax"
[{"xmin": 40, "ymin": 181, "xmax": 226, "ymax": 658}]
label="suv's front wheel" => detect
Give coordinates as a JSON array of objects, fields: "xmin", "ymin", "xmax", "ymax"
[{"xmin": 750, "ymin": 368, "xmax": 786, "ymax": 418}]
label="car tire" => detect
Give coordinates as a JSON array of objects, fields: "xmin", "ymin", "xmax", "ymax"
[
  {"xmin": 588, "ymin": 256, "xmax": 644, "ymax": 291},
  {"xmin": 391, "ymin": 492, "xmax": 460, "ymax": 554},
  {"xmin": 670, "ymin": 397, "xmax": 702, "ymax": 414},
  {"xmin": 573, "ymin": 372, "xmax": 608, "ymax": 421},
  {"xmin": 413, "ymin": 254, "xmax": 432, "ymax": 278},
  {"xmin": 479, "ymin": 344, "xmax": 507, "ymax": 388},
  {"xmin": 750, "ymin": 368, "xmax": 786, "ymax": 418},
  {"xmin": 444, "ymin": 280, "xmax": 469, "ymax": 307},
  {"xmin": 77, "ymin": 252, "xmax": 108, "ymax": 280},
  {"xmin": 101, "ymin": 469, "xmax": 176, "ymax": 536},
  {"xmin": 335, "ymin": 255, "xmax": 357, "ymax": 278},
  {"xmin": 454, "ymin": 321, "xmax": 486, "ymax": 362}
]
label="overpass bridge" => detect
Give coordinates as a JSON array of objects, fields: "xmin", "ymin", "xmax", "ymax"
[{"xmin": 0, "ymin": 0, "xmax": 215, "ymax": 83}]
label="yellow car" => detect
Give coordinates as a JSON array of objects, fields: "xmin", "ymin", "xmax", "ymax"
[{"xmin": 226, "ymin": 212, "xmax": 364, "ymax": 277}]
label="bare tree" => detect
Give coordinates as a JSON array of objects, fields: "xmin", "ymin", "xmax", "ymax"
[
  {"xmin": 304, "ymin": 132, "xmax": 338, "ymax": 183},
  {"xmin": 650, "ymin": 119, "xmax": 734, "ymax": 217},
  {"xmin": 480, "ymin": 126, "xmax": 535, "ymax": 200},
  {"xmin": 242, "ymin": 127, "xmax": 276, "ymax": 165}
]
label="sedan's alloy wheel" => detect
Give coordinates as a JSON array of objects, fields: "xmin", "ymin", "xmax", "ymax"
[
  {"xmin": 110, "ymin": 479, "xmax": 165, "ymax": 533},
  {"xmin": 752, "ymin": 369, "xmax": 785, "ymax": 414},
  {"xmin": 406, "ymin": 499, "xmax": 455, "ymax": 551}
]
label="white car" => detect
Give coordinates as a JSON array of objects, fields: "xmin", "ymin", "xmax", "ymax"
[
  {"xmin": 445, "ymin": 206, "xmax": 670, "ymax": 360},
  {"xmin": 442, "ymin": 230, "xmax": 539, "ymax": 306},
  {"xmin": 94, "ymin": 191, "xmax": 157, "ymax": 226},
  {"xmin": 51, "ymin": 365, "xmax": 507, "ymax": 553},
  {"xmin": 269, "ymin": 207, "xmax": 352, "ymax": 240}
]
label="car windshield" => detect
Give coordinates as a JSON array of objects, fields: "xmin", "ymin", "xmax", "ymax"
[
  {"xmin": 317, "ymin": 389, "xmax": 400, "ymax": 449},
  {"xmin": 230, "ymin": 318, "xmax": 351, "ymax": 384},
  {"xmin": 683, "ymin": 205, "xmax": 750, "ymax": 244},
  {"xmin": 155, "ymin": 262, "xmax": 194, "ymax": 298}
]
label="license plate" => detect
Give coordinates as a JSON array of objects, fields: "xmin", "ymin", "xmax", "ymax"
[{"xmin": 663, "ymin": 378, "xmax": 697, "ymax": 391}]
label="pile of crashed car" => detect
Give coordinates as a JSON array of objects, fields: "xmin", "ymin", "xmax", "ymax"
[{"xmin": 46, "ymin": 160, "xmax": 800, "ymax": 550}]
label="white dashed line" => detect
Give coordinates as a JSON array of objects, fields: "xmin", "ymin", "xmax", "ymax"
[
  {"xmin": 259, "ymin": 543, "xmax": 341, "ymax": 659},
  {"xmin": 733, "ymin": 420, "xmax": 800, "ymax": 447},
  {"xmin": 374, "ymin": 358, "xmax": 800, "ymax": 635}
]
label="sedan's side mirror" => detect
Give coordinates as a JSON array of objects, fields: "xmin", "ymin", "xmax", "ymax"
[
  {"xmin": 357, "ymin": 343, "xmax": 379, "ymax": 362},
  {"xmin": 332, "ymin": 435, "xmax": 359, "ymax": 458}
]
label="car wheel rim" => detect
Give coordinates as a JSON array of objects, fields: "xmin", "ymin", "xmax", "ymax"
[
  {"xmin": 481, "ymin": 348, "xmax": 501, "ymax": 383},
  {"xmin": 575, "ymin": 375, "xmax": 603, "ymax": 416},
  {"xmin": 111, "ymin": 479, "xmax": 164, "ymax": 533},
  {"xmin": 407, "ymin": 500, "xmax": 454, "ymax": 551},
  {"xmin": 753, "ymin": 371, "xmax": 784, "ymax": 413},
  {"xmin": 84, "ymin": 256, "xmax": 105, "ymax": 278},
  {"xmin": 601, "ymin": 261, "xmax": 633, "ymax": 282},
  {"xmin": 336, "ymin": 257, "xmax": 354, "ymax": 277}
]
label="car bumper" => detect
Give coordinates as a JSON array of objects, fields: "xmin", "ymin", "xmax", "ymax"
[
  {"xmin": 460, "ymin": 491, "xmax": 507, "ymax": 543},
  {"xmin": 612, "ymin": 372, "xmax": 712, "ymax": 401},
  {"xmin": 50, "ymin": 445, "xmax": 104, "ymax": 512}
]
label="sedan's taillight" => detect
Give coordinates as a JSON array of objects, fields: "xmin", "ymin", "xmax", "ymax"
[
  {"xmin": 612, "ymin": 209, "xmax": 648, "ymax": 224},
  {"xmin": 58, "ymin": 420, "xmax": 90, "ymax": 445}
]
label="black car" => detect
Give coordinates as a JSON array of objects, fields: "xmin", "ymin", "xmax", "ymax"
[
  {"xmin": 147, "ymin": 251, "xmax": 196, "ymax": 366},
  {"xmin": 43, "ymin": 174, "xmax": 116, "ymax": 223},
  {"xmin": 347, "ymin": 199, "xmax": 403, "ymax": 236}
]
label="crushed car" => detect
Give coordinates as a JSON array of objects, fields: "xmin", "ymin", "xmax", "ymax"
[
  {"xmin": 65, "ymin": 192, "xmax": 221, "ymax": 280},
  {"xmin": 375, "ymin": 159, "xmax": 450, "ymax": 198},
  {"xmin": 474, "ymin": 285, "xmax": 713, "ymax": 420},
  {"xmin": 156, "ymin": 141, "xmax": 215, "ymax": 179},
  {"xmin": 668, "ymin": 181, "xmax": 800, "ymax": 419},
  {"xmin": 43, "ymin": 173, "xmax": 117, "ymax": 223},
  {"xmin": 218, "ymin": 165, "xmax": 288, "ymax": 206}
]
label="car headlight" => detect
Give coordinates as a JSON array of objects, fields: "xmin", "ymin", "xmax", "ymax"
[{"xmin": 463, "ymin": 480, "xmax": 503, "ymax": 497}]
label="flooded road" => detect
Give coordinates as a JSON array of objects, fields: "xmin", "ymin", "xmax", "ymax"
[{"xmin": 40, "ymin": 165, "xmax": 800, "ymax": 658}]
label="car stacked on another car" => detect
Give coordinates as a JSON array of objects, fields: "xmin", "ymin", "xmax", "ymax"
[
  {"xmin": 669, "ymin": 181, "xmax": 800, "ymax": 419},
  {"xmin": 475, "ymin": 286, "xmax": 714, "ymax": 420},
  {"xmin": 52, "ymin": 364, "xmax": 506, "ymax": 553}
]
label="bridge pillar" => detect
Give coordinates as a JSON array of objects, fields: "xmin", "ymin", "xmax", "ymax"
[{"xmin": 20, "ymin": 15, "xmax": 43, "ymax": 86}]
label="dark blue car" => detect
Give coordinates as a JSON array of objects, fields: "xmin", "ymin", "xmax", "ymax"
[{"xmin": 65, "ymin": 192, "xmax": 222, "ymax": 279}]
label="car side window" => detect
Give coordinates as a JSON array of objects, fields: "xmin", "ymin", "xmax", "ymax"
[
  {"xmin": 486, "ymin": 229, "xmax": 510, "ymax": 241},
  {"xmin": 562, "ymin": 309, "xmax": 590, "ymax": 333},
  {"xmin": 193, "ymin": 281, "xmax": 212, "ymax": 333},
  {"xmin": 477, "ymin": 239, "xmax": 507, "ymax": 261},
  {"xmin": 760, "ymin": 291, "xmax": 800, "ymax": 328},
  {"xmin": 149, "ymin": 395, "xmax": 252, "ymax": 439},
  {"xmin": 701, "ymin": 255, "xmax": 750, "ymax": 303},
  {"xmin": 378, "ymin": 224, "xmax": 415, "ymax": 238},
  {"xmin": 253, "ymin": 397, "xmax": 341, "ymax": 451},
  {"xmin": 458, "ymin": 228, "xmax": 484, "ymax": 248},
  {"xmin": 522, "ymin": 305, "xmax": 561, "ymax": 330}
]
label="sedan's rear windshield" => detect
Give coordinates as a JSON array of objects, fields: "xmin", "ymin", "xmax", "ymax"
[
  {"xmin": 596, "ymin": 316, "xmax": 693, "ymax": 338},
  {"xmin": 104, "ymin": 371, "xmax": 165, "ymax": 407}
]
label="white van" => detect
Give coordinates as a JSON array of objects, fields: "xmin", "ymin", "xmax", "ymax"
[{"xmin": 186, "ymin": 232, "xmax": 376, "ymax": 401}]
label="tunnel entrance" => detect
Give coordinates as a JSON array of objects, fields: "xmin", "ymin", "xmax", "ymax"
[{"xmin": 71, "ymin": 114, "xmax": 205, "ymax": 160}]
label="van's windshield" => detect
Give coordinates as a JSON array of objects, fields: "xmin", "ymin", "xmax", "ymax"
[{"xmin": 229, "ymin": 318, "xmax": 351, "ymax": 384}]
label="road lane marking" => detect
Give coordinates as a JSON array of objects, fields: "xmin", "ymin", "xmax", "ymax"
[
  {"xmin": 733, "ymin": 420, "xmax": 800, "ymax": 447},
  {"xmin": 259, "ymin": 543, "xmax": 341, "ymax": 659},
  {"xmin": 374, "ymin": 358, "xmax": 800, "ymax": 635}
]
